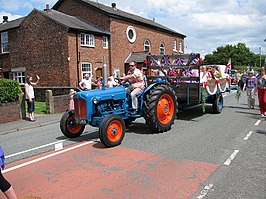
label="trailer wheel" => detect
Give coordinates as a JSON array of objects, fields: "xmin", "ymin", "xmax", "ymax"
[
  {"xmin": 212, "ymin": 94, "xmax": 223, "ymax": 114},
  {"xmin": 60, "ymin": 110, "xmax": 85, "ymax": 138},
  {"xmin": 144, "ymin": 84, "xmax": 177, "ymax": 133},
  {"xmin": 99, "ymin": 115, "xmax": 125, "ymax": 147}
]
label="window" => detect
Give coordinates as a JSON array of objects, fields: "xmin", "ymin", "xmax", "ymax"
[
  {"xmin": 81, "ymin": 33, "xmax": 95, "ymax": 47},
  {"xmin": 126, "ymin": 26, "xmax": 136, "ymax": 43},
  {"xmin": 1, "ymin": 32, "xmax": 9, "ymax": 53},
  {"xmin": 81, "ymin": 62, "xmax": 92, "ymax": 78},
  {"xmin": 160, "ymin": 43, "xmax": 165, "ymax": 54},
  {"xmin": 144, "ymin": 39, "xmax": 150, "ymax": 52},
  {"xmin": 13, "ymin": 71, "xmax": 25, "ymax": 84},
  {"xmin": 172, "ymin": 39, "xmax": 177, "ymax": 52},
  {"xmin": 103, "ymin": 36, "xmax": 108, "ymax": 49},
  {"xmin": 114, "ymin": 68, "xmax": 120, "ymax": 78},
  {"xmin": 178, "ymin": 40, "xmax": 183, "ymax": 53}
]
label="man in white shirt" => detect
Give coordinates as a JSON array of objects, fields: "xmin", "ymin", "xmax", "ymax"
[{"xmin": 79, "ymin": 74, "xmax": 92, "ymax": 90}]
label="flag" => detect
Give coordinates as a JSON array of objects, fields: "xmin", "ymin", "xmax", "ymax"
[{"xmin": 225, "ymin": 58, "xmax": 231, "ymax": 73}]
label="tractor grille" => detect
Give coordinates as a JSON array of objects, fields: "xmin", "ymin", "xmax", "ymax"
[{"xmin": 74, "ymin": 98, "xmax": 86, "ymax": 118}]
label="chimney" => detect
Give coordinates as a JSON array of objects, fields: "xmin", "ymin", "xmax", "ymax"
[
  {"xmin": 111, "ymin": 3, "xmax": 116, "ymax": 9},
  {"xmin": 3, "ymin": 16, "xmax": 8, "ymax": 23},
  {"xmin": 44, "ymin": 4, "xmax": 50, "ymax": 11},
  {"xmin": 152, "ymin": 18, "xmax": 155, "ymax": 22}
]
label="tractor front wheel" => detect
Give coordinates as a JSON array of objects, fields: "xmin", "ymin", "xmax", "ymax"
[
  {"xmin": 60, "ymin": 110, "xmax": 85, "ymax": 138},
  {"xmin": 99, "ymin": 115, "xmax": 125, "ymax": 147}
]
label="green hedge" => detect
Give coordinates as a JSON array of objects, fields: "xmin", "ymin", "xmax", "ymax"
[{"xmin": 0, "ymin": 79, "xmax": 22, "ymax": 103}]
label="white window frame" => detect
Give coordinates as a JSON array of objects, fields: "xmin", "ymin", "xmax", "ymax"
[
  {"xmin": 178, "ymin": 40, "xmax": 183, "ymax": 53},
  {"xmin": 1, "ymin": 32, "xmax": 9, "ymax": 53},
  {"xmin": 160, "ymin": 43, "xmax": 165, "ymax": 54},
  {"xmin": 81, "ymin": 33, "xmax": 95, "ymax": 47},
  {"xmin": 144, "ymin": 39, "xmax": 150, "ymax": 52},
  {"xmin": 172, "ymin": 39, "xmax": 177, "ymax": 52},
  {"xmin": 81, "ymin": 62, "xmax": 92, "ymax": 79},
  {"xmin": 126, "ymin": 26, "xmax": 136, "ymax": 43},
  {"xmin": 13, "ymin": 71, "xmax": 25, "ymax": 84},
  {"xmin": 102, "ymin": 36, "xmax": 108, "ymax": 49}
]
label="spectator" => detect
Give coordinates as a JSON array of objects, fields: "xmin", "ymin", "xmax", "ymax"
[
  {"xmin": 121, "ymin": 61, "xmax": 144, "ymax": 114},
  {"xmin": 0, "ymin": 146, "xmax": 17, "ymax": 199},
  {"xmin": 68, "ymin": 89, "xmax": 75, "ymax": 110},
  {"xmin": 79, "ymin": 74, "xmax": 92, "ymax": 90},
  {"xmin": 257, "ymin": 68, "xmax": 266, "ymax": 116},
  {"xmin": 96, "ymin": 77, "xmax": 103, "ymax": 89},
  {"xmin": 25, "ymin": 75, "xmax": 40, "ymax": 122},
  {"xmin": 243, "ymin": 71, "xmax": 257, "ymax": 109}
]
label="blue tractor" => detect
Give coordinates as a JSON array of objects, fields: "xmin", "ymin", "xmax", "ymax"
[{"xmin": 60, "ymin": 59, "xmax": 178, "ymax": 147}]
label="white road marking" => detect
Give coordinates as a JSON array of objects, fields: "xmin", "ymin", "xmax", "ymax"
[
  {"xmin": 244, "ymin": 131, "xmax": 253, "ymax": 140},
  {"xmin": 254, "ymin": 120, "xmax": 261, "ymax": 126},
  {"xmin": 5, "ymin": 140, "xmax": 67, "ymax": 159},
  {"xmin": 55, "ymin": 142, "xmax": 63, "ymax": 151},
  {"xmin": 224, "ymin": 150, "xmax": 239, "ymax": 166},
  {"xmin": 2, "ymin": 141, "xmax": 94, "ymax": 174},
  {"xmin": 196, "ymin": 184, "xmax": 214, "ymax": 199}
]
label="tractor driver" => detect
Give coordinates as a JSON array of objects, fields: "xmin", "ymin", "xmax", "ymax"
[{"xmin": 121, "ymin": 61, "xmax": 144, "ymax": 114}]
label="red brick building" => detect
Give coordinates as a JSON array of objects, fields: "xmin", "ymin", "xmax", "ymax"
[{"xmin": 0, "ymin": 0, "xmax": 186, "ymax": 88}]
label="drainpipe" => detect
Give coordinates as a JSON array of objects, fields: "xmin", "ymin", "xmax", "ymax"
[{"xmin": 76, "ymin": 32, "xmax": 80, "ymax": 86}]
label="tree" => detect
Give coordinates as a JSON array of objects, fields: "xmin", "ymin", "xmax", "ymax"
[{"xmin": 203, "ymin": 43, "xmax": 262, "ymax": 69}]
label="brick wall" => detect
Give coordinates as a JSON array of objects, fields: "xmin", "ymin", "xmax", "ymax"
[
  {"xmin": 55, "ymin": 0, "xmax": 185, "ymax": 75},
  {"xmin": 53, "ymin": 94, "xmax": 69, "ymax": 113},
  {"xmin": 55, "ymin": 0, "xmax": 110, "ymax": 31},
  {"xmin": 0, "ymin": 102, "xmax": 20, "ymax": 124},
  {"xmin": 110, "ymin": 18, "xmax": 184, "ymax": 74},
  {"xmin": 11, "ymin": 9, "xmax": 70, "ymax": 87},
  {"xmin": 0, "ymin": 28, "xmax": 17, "ymax": 78}
]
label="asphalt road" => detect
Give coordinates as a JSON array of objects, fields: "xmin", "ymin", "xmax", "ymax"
[{"xmin": 1, "ymin": 90, "xmax": 265, "ymax": 198}]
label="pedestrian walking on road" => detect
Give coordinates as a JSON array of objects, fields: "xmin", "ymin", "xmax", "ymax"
[
  {"xmin": 25, "ymin": 75, "xmax": 40, "ymax": 122},
  {"xmin": 0, "ymin": 146, "xmax": 17, "ymax": 199},
  {"xmin": 243, "ymin": 71, "xmax": 257, "ymax": 109},
  {"xmin": 257, "ymin": 68, "xmax": 266, "ymax": 117}
]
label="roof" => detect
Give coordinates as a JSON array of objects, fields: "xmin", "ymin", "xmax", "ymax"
[
  {"xmin": 53, "ymin": 0, "xmax": 186, "ymax": 38},
  {"xmin": 40, "ymin": 9, "xmax": 110, "ymax": 35},
  {"xmin": 0, "ymin": 9, "xmax": 110, "ymax": 35},
  {"xmin": 0, "ymin": 17, "xmax": 25, "ymax": 32},
  {"xmin": 124, "ymin": 53, "xmax": 147, "ymax": 64}
]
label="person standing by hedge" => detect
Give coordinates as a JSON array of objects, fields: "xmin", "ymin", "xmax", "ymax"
[{"xmin": 25, "ymin": 75, "xmax": 40, "ymax": 122}]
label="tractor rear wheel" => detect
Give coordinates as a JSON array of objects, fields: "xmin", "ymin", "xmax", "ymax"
[
  {"xmin": 99, "ymin": 115, "xmax": 125, "ymax": 147},
  {"xmin": 144, "ymin": 84, "xmax": 177, "ymax": 133},
  {"xmin": 60, "ymin": 110, "xmax": 85, "ymax": 138}
]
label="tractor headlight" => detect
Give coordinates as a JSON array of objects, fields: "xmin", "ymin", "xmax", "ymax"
[{"xmin": 93, "ymin": 97, "xmax": 98, "ymax": 104}]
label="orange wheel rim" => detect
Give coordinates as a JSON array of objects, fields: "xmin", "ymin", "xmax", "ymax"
[
  {"xmin": 107, "ymin": 120, "xmax": 123, "ymax": 142},
  {"xmin": 157, "ymin": 94, "xmax": 175, "ymax": 124},
  {"xmin": 66, "ymin": 115, "xmax": 83, "ymax": 134}
]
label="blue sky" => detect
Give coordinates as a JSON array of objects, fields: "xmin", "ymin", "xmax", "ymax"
[{"xmin": 1, "ymin": 0, "xmax": 266, "ymax": 58}]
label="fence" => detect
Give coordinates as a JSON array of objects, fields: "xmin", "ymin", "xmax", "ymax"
[{"xmin": 0, "ymin": 90, "xmax": 69, "ymax": 123}]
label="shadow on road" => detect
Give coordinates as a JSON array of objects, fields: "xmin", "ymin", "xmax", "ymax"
[{"xmin": 256, "ymin": 130, "xmax": 266, "ymax": 136}]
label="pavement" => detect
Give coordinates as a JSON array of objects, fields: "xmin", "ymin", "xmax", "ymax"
[{"xmin": 0, "ymin": 113, "xmax": 63, "ymax": 135}]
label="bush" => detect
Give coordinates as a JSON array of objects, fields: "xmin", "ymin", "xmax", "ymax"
[{"xmin": 0, "ymin": 78, "xmax": 22, "ymax": 103}]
